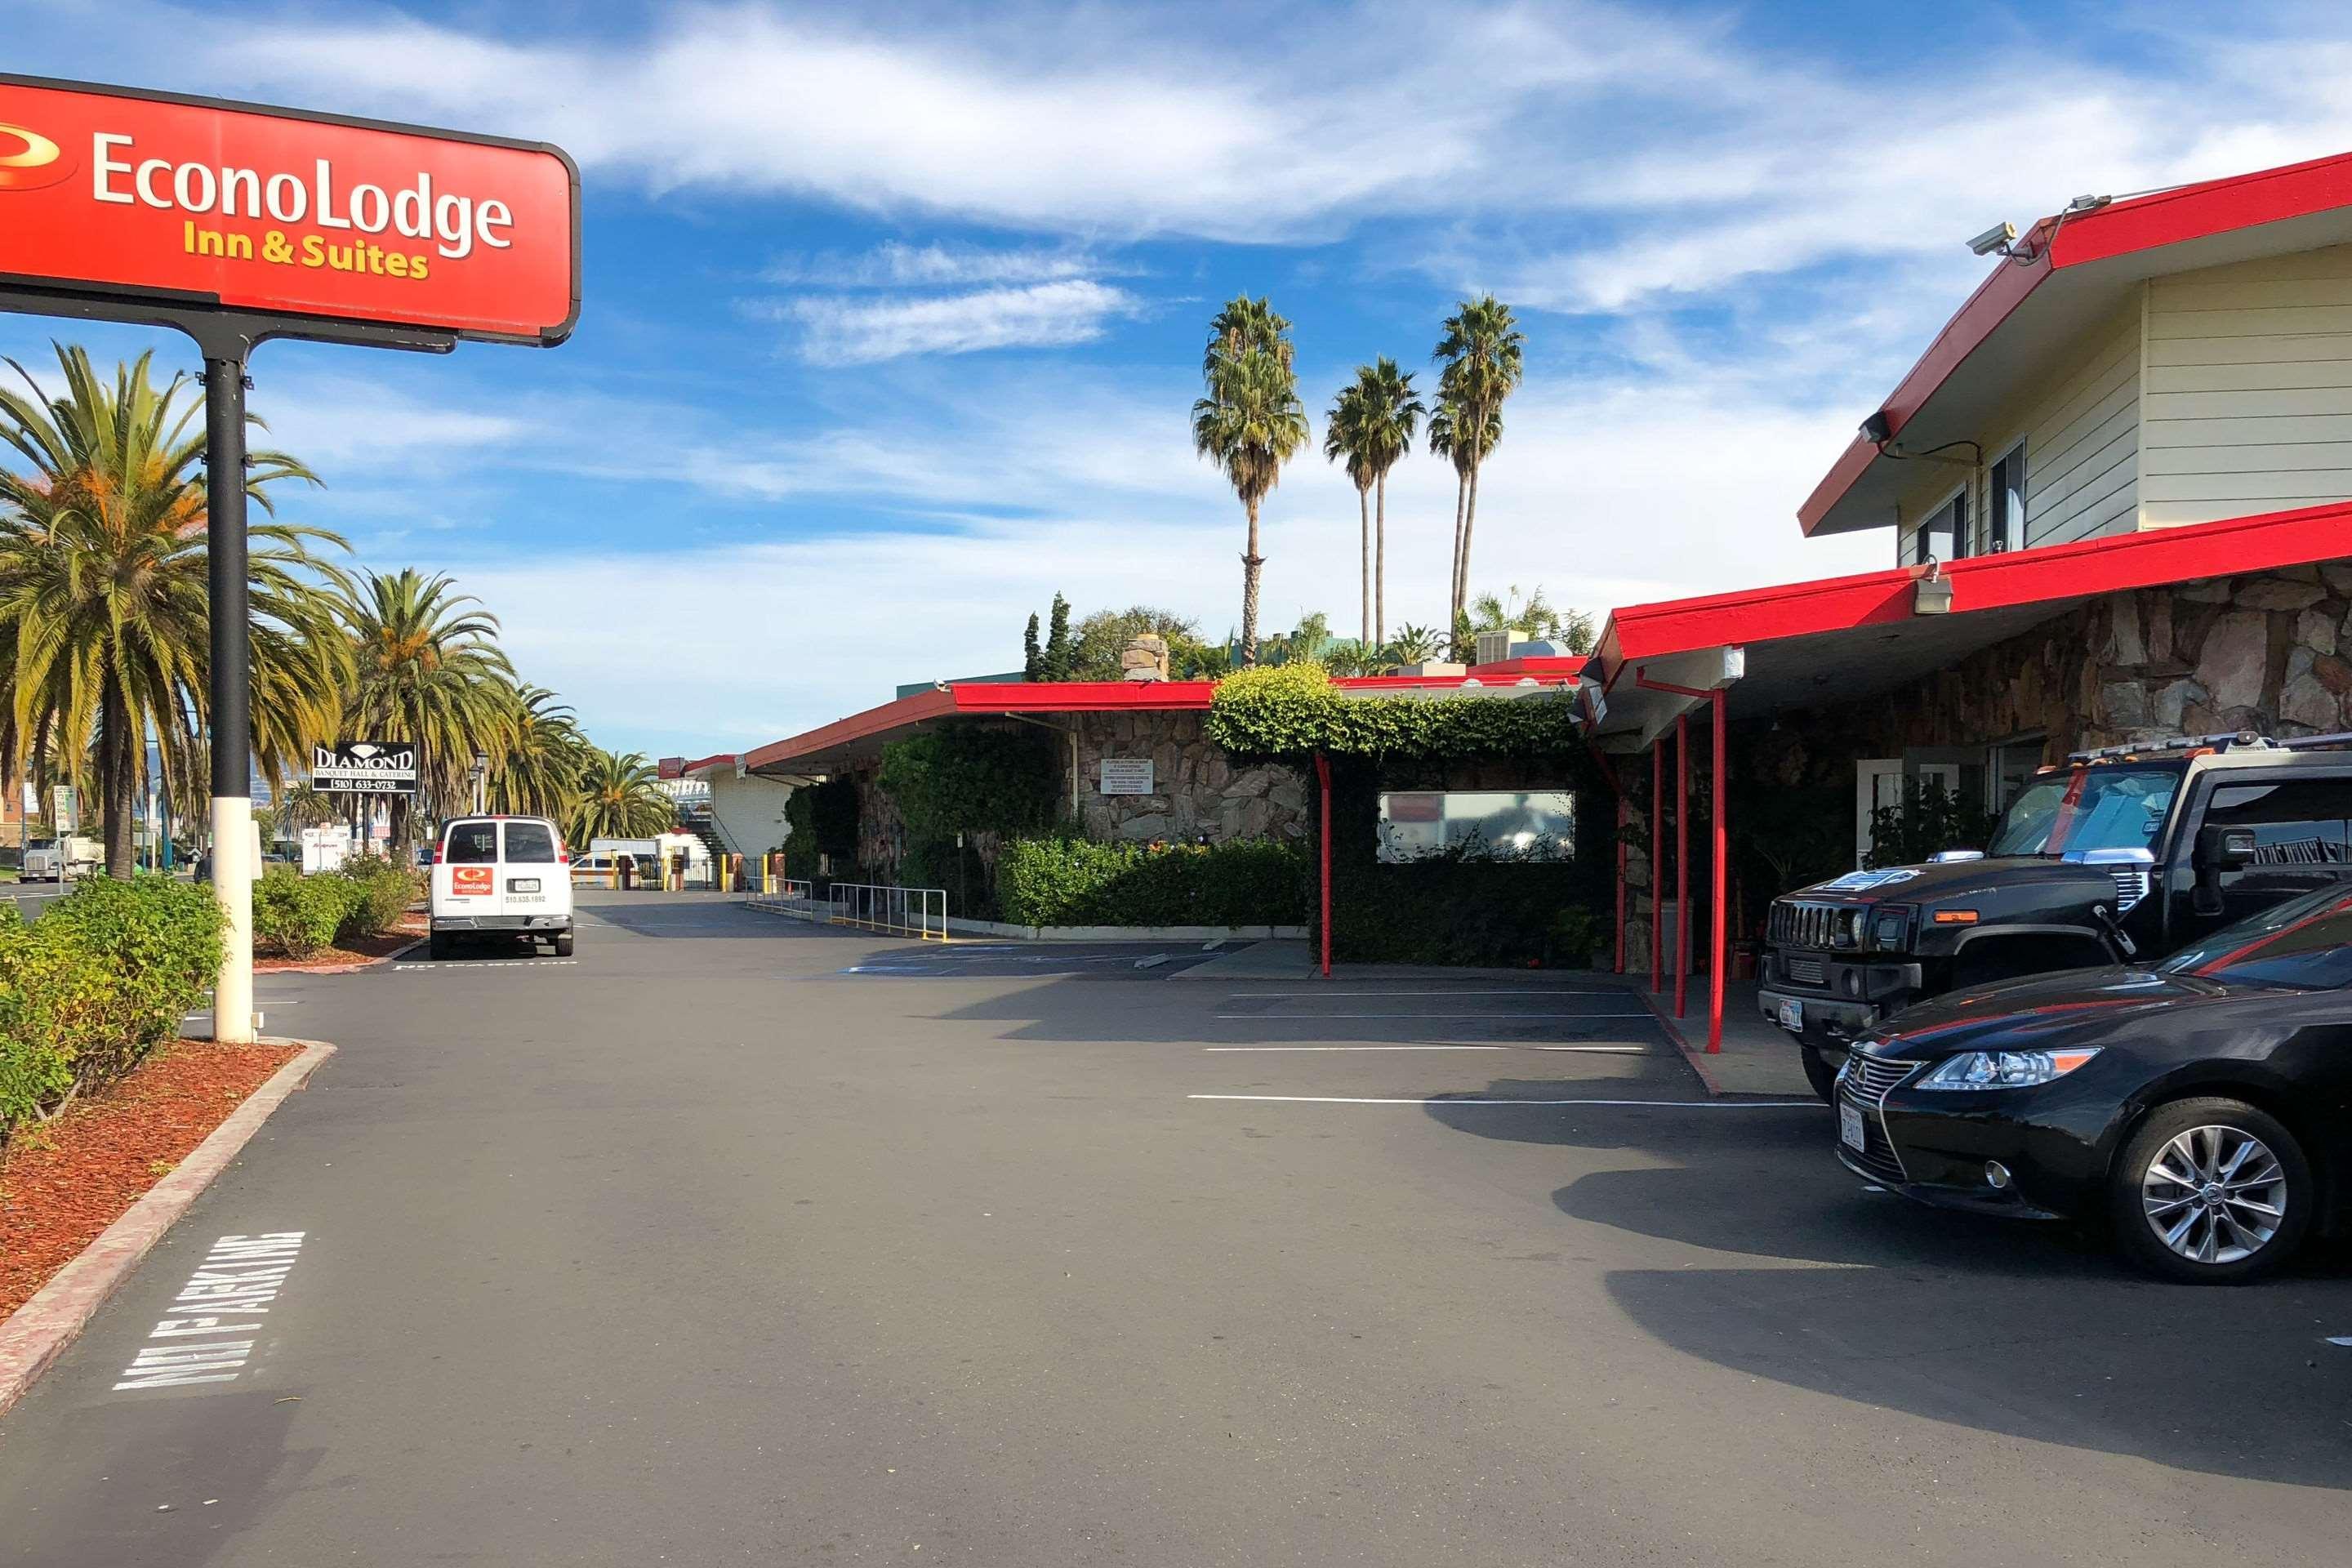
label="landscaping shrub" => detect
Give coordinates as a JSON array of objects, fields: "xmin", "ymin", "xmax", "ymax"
[
  {"xmin": 333, "ymin": 853, "xmax": 422, "ymax": 940},
  {"xmin": 0, "ymin": 875, "xmax": 224, "ymax": 1143},
  {"xmin": 996, "ymin": 837, "xmax": 1308, "ymax": 927},
  {"xmin": 252, "ymin": 866, "xmax": 363, "ymax": 960}
]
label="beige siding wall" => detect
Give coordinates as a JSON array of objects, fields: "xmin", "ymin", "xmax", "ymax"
[
  {"xmin": 2141, "ymin": 244, "xmax": 2352, "ymax": 528},
  {"xmin": 1893, "ymin": 301, "xmax": 2141, "ymax": 564}
]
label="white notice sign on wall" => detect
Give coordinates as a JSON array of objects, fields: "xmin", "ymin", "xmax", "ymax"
[{"xmin": 1099, "ymin": 758, "xmax": 1155, "ymax": 795}]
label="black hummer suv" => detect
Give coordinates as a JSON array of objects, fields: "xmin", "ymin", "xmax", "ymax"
[{"xmin": 1762, "ymin": 731, "xmax": 2352, "ymax": 1100}]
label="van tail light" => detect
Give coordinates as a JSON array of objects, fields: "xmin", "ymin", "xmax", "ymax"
[{"xmin": 430, "ymin": 844, "xmax": 443, "ymax": 864}]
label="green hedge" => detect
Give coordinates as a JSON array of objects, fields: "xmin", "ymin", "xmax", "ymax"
[
  {"xmin": 1, "ymin": 876, "xmax": 225, "ymax": 1142},
  {"xmin": 334, "ymin": 854, "xmax": 422, "ymax": 940},
  {"xmin": 254, "ymin": 866, "xmax": 358, "ymax": 959},
  {"xmin": 1207, "ymin": 661, "xmax": 1588, "ymax": 763},
  {"xmin": 997, "ymin": 837, "xmax": 1308, "ymax": 927}
]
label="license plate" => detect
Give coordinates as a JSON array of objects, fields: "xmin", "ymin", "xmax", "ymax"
[
  {"xmin": 508, "ymin": 877, "xmax": 541, "ymax": 893},
  {"xmin": 1777, "ymin": 998, "xmax": 1803, "ymax": 1031},
  {"xmin": 1840, "ymin": 1102, "xmax": 1867, "ymax": 1152}
]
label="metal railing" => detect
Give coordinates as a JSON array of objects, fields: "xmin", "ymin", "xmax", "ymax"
[{"xmin": 826, "ymin": 882, "xmax": 949, "ymax": 942}]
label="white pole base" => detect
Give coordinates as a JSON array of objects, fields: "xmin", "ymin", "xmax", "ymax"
[{"xmin": 211, "ymin": 795, "xmax": 256, "ymax": 1045}]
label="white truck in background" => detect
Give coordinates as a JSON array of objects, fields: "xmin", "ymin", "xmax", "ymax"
[{"xmin": 20, "ymin": 834, "xmax": 101, "ymax": 881}]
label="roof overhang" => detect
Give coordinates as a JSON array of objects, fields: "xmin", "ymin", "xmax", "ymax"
[
  {"xmin": 1597, "ymin": 500, "xmax": 2352, "ymax": 745},
  {"xmin": 739, "ymin": 662, "xmax": 1603, "ymax": 777},
  {"xmin": 1803, "ymin": 148, "xmax": 2352, "ymax": 537}
]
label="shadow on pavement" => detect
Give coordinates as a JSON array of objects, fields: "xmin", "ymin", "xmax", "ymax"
[{"xmin": 1425, "ymin": 1076, "xmax": 2352, "ymax": 1488}]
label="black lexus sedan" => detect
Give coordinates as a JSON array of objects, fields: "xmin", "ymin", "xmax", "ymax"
[{"xmin": 1836, "ymin": 884, "xmax": 2352, "ymax": 1283}]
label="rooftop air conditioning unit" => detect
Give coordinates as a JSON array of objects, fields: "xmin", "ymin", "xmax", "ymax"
[{"xmin": 1474, "ymin": 628, "xmax": 1523, "ymax": 666}]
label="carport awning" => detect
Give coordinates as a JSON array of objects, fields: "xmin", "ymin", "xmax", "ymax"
[{"xmin": 1589, "ymin": 498, "xmax": 2352, "ymax": 747}]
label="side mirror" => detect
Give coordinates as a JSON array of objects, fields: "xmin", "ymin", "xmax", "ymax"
[{"xmin": 2196, "ymin": 824, "xmax": 2257, "ymax": 872}]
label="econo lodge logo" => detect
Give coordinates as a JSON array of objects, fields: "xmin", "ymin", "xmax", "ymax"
[{"xmin": 0, "ymin": 122, "xmax": 74, "ymax": 192}]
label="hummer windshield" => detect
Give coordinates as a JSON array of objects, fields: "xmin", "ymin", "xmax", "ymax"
[{"xmin": 1987, "ymin": 764, "xmax": 2182, "ymax": 858}]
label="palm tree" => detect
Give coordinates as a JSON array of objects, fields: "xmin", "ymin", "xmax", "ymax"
[
  {"xmin": 336, "ymin": 568, "xmax": 517, "ymax": 844},
  {"xmin": 1194, "ymin": 297, "xmax": 1307, "ymax": 665},
  {"xmin": 1388, "ymin": 623, "xmax": 1446, "ymax": 665},
  {"xmin": 263, "ymin": 782, "xmax": 341, "ymax": 840},
  {"xmin": 568, "ymin": 747, "xmax": 675, "ymax": 844},
  {"xmin": 1324, "ymin": 359, "xmax": 1423, "ymax": 648},
  {"xmin": 1427, "ymin": 387, "xmax": 1501, "ymax": 653},
  {"xmin": 1322, "ymin": 381, "xmax": 1376, "ymax": 646},
  {"xmin": 0, "ymin": 345, "xmax": 347, "ymax": 877},
  {"xmin": 1431, "ymin": 296, "xmax": 1525, "ymax": 626},
  {"xmin": 1468, "ymin": 583, "xmax": 1596, "ymax": 654},
  {"xmin": 491, "ymin": 684, "xmax": 589, "ymax": 822}
]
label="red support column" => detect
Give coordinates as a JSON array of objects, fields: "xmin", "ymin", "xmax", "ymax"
[
  {"xmin": 1649, "ymin": 740, "xmax": 1663, "ymax": 994},
  {"xmin": 1709, "ymin": 688, "xmax": 1727, "ymax": 1054},
  {"xmin": 1675, "ymin": 709, "xmax": 1690, "ymax": 1019},
  {"xmin": 1315, "ymin": 751, "xmax": 1332, "ymax": 979}
]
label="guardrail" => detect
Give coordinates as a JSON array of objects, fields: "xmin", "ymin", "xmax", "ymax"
[{"xmin": 739, "ymin": 878, "xmax": 949, "ymax": 942}]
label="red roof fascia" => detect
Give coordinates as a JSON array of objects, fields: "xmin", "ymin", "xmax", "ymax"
[
  {"xmin": 948, "ymin": 680, "xmax": 1214, "ymax": 713},
  {"xmin": 742, "ymin": 687, "xmax": 957, "ymax": 772},
  {"xmin": 2052, "ymin": 147, "xmax": 2352, "ymax": 268},
  {"xmin": 679, "ymin": 751, "xmax": 738, "ymax": 776},
  {"xmin": 1801, "ymin": 147, "xmax": 2352, "ymax": 535},
  {"xmin": 1606, "ymin": 499, "xmax": 2352, "ymax": 670}
]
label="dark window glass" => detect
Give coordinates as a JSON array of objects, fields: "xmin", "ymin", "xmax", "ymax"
[
  {"xmin": 2205, "ymin": 780, "xmax": 2352, "ymax": 866},
  {"xmin": 2164, "ymin": 886, "xmax": 2352, "ymax": 988},
  {"xmin": 443, "ymin": 822, "xmax": 497, "ymax": 863},
  {"xmin": 1990, "ymin": 444, "xmax": 2026, "ymax": 551},
  {"xmin": 504, "ymin": 822, "xmax": 558, "ymax": 863},
  {"xmin": 1915, "ymin": 490, "xmax": 1967, "ymax": 564}
]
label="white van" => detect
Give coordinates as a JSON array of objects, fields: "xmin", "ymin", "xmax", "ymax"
[{"xmin": 428, "ymin": 816, "xmax": 576, "ymax": 960}]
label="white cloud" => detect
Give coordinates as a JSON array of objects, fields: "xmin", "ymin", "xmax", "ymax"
[
  {"xmin": 767, "ymin": 241, "xmax": 1115, "ymax": 288},
  {"xmin": 779, "ymin": 279, "xmax": 1143, "ymax": 363}
]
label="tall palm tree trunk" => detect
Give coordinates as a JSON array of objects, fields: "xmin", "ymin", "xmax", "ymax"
[
  {"xmin": 1458, "ymin": 460, "xmax": 1483, "ymax": 626},
  {"xmin": 1449, "ymin": 474, "xmax": 1468, "ymax": 630},
  {"xmin": 101, "ymin": 681, "xmax": 136, "ymax": 879},
  {"xmin": 1374, "ymin": 474, "xmax": 1388, "ymax": 647},
  {"xmin": 1240, "ymin": 497, "xmax": 1264, "ymax": 666},
  {"xmin": 1357, "ymin": 484, "xmax": 1373, "ymax": 647}
]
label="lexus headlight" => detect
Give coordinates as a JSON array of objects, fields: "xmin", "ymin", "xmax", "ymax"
[{"xmin": 1918, "ymin": 1048, "xmax": 2100, "ymax": 1090}]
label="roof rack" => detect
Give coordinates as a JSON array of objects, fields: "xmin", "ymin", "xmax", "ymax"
[{"xmin": 2065, "ymin": 728, "xmax": 2352, "ymax": 764}]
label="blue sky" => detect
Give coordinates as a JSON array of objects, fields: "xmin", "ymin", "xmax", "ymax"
[{"xmin": 14, "ymin": 0, "xmax": 2352, "ymax": 756}]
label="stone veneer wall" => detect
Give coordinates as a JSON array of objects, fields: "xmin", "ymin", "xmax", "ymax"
[
  {"xmin": 1770, "ymin": 563, "xmax": 2352, "ymax": 764},
  {"xmin": 1075, "ymin": 709, "xmax": 1307, "ymax": 843}
]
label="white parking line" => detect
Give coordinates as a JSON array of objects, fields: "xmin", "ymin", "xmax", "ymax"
[
  {"xmin": 394, "ymin": 959, "xmax": 579, "ymax": 970},
  {"xmin": 1189, "ymin": 1094, "xmax": 1822, "ymax": 1107},
  {"xmin": 1204, "ymin": 1044, "xmax": 1649, "ymax": 1054},
  {"xmin": 1214, "ymin": 1010, "xmax": 1656, "ymax": 1020}
]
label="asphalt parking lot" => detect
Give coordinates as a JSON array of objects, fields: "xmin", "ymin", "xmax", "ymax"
[{"xmin": 1, "ymin": 890, "xmax": 2346, "ymax": 1565}]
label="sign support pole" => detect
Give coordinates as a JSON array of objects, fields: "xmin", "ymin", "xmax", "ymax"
[{"xmin": 203, "ymin": 350, "xmax": 256, "ymax": 1045}]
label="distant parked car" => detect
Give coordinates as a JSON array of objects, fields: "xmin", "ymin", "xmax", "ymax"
[
  {"xmin": 1838, "ymin": 884, "xmax": 2352, "ymax": 1283},
  {"xmin": 427, "ymin": 816, "xmax": 576, "ymax": 960}
]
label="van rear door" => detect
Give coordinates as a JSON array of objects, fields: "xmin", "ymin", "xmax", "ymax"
[
  {"xmin": 501, "ymin": 820, "xmax": 564, "ymax": 919},
  {"xmin": 437, "ymin": 819, "xmax": 505, "ymax": 920}
]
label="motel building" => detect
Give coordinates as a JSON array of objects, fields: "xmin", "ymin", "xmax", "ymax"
[{"xmin": 696, "ymin": 144, "xmax": 2352, "ymax": 1052}]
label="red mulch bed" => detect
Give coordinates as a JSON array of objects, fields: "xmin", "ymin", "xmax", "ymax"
[
  {"xmin": 253, "ymin": 911, "xmax": 427, "ymax": 973},
  {"xmin": 0, "ymin": 1039, "xmax": 300, "ymax": 1322}
]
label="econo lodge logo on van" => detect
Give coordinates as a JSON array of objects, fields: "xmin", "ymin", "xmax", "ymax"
[{"xmin": 0, "ymin": 122, "xmax": 73, "ymax": 192}]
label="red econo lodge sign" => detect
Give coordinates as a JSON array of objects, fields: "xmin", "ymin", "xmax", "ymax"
[{"xmin": 0, "ymin": 77, "xmax": 577, "ymax": 344}]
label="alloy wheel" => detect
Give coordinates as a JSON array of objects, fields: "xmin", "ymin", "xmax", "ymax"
[{"xmin": 2141, "ymin": 1124, "xmax": 2287, "ymax": 1266}]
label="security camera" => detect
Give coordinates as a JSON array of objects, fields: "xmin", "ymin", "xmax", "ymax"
[{"xmin": 1967, "ymin": 221, "xmax": 2018, "ymax": 257}]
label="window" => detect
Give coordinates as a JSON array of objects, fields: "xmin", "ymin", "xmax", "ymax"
[
  {"xmin": 1913, "ymin": 489, "xmax": 1967, "ymax": 565},
  {"xmin": 1989, "ymin": 765, "xmax": 2180, "ymax": 856},
  {"xmin": 504, "ymin": 822, "xmax": 559, "ymax": 863},
  {"xmin": 1989, "ymin": 443, "xmax": 2027, "ymax": 553},
  {"xmin": 443, "ymin": 822, "xmax": 497, "ymax": 863},
  {"xmin": 2163, "ymin": 886, "xmax": 2352, "ymax": 988},
  {"xmin": 2204, "ymin": 780, "xmax": 2352, "ymax": 866},
  {"xmin": 1377, "ymin": 791, "xmax": 1575, "ymax": 863}
]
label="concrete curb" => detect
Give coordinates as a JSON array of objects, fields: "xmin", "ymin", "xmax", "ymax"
[
  {"xmin": 0, "ymin": 1036, "xmax": 336, "ymax": 1423},
  {"xmin": 253, "ymin": 934, "xmax": 424, "ymax": 978},
  {"xmin": 1633, "ymin": 989, "xmax": 1727, "ymax": 1097}
]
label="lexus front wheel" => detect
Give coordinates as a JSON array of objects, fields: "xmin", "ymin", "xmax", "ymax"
[{"xmin": 2109, "ymin": 1098, "xmax": 2310, "ymax": 1284}]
